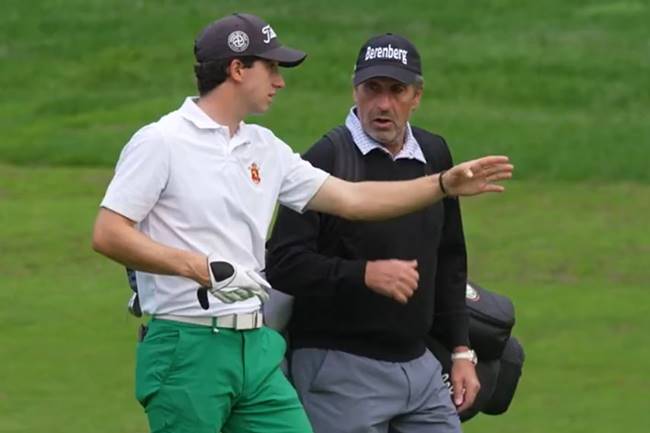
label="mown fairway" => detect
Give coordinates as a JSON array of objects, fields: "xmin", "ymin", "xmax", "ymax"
[{"xmin": 1, "ymin": 1, "xmax": 648, "ymax": 432}]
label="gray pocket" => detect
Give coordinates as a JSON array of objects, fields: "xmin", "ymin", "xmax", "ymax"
[{"xmin": 290, "ymin": 348, "xmax": 333, "ymax": 394}]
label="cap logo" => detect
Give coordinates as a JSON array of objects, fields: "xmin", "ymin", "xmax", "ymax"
[
  {"xmin": 364, "ymin": 44, "xmax": 408, "ymax": 65},
  {"xmin": 227, "ymin": 30, "xmax": 249, "ymax": 52},
  {"xmin": 262, "ymin": 25, "xmax": 277, "ymax": 44},
  {"xmin": 466, "ymin": 284, "xmax": 480, "ymax": 301}
]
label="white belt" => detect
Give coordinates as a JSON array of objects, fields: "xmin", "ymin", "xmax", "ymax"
[{"xmin": 156, "ymin": 311, "xmax": 263, "ymax": 330}]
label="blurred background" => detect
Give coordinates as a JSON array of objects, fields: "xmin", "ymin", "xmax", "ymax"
[{"xmin": 0, "ymin": 1, "xmax": 648, "ymax": 432}]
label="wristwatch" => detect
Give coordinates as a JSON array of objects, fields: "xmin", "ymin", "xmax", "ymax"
[{"xmin": 451, "ymin": 349, "xmax": 478, "ymax": 365}]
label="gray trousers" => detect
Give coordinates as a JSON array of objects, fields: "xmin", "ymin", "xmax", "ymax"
[{"xmin": 290, "ymin": 348, "xmax": 462, "ymax": 433}]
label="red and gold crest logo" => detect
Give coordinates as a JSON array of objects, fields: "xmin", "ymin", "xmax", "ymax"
[{"xmin": 249, "ymin": 162, "xmax": 261, "ymax": 185}]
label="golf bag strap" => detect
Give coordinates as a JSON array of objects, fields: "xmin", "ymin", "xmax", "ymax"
[{"xmin": 323, "ymin": 125, "xmax": 364, "ymax": 181}]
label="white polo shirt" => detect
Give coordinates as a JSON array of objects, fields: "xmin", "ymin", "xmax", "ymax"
[{"xmin": 101, "ymin": 97, "xmax": 329, "ymax": 317}]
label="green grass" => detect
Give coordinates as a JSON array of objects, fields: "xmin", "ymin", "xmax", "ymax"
[
  {"xmin": 1, "ymin": 165, "xmax": 649, "ymax": 433},
  {"xmin": 461, "ymin": 182, "xmax": 650, "ymax": 432},
  {"xmin": 1, "ymin": 0, "xmax": 649, "ymax": 180}
]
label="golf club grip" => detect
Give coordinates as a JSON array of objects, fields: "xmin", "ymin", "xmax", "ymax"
[{"xmin": 197, "ymin": 288, "xmax": 210, "ymax": 310}]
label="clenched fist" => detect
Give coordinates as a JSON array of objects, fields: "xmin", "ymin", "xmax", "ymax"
[{"xmin": 364, "ymin": 259, "xmax": 419, "ymax": 304}]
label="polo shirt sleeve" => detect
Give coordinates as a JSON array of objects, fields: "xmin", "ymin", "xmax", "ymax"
[
  {"xmin": 276, "ymin": 139, "xmax": 329, "ymax": 213},
  {"xmin": 100, "ymin": 124, "xmax": 170, "ymax": 222}
]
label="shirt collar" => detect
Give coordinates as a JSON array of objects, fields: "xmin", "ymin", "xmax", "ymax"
[
  {"xmin": 345, "ymin": 107, "xmax": 426, "ymax": 163},
  {"xmin": 178, "ymin": 97, "xmax": 244, "ymax": 132}
]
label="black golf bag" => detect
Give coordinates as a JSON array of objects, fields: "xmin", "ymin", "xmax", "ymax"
[{"xmin": 427, "ymin": 280, "xmax": 525, "ymax": 422}]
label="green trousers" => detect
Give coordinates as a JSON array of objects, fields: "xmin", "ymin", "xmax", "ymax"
[{"xmin": 135, "ymin": 318, "xmax": 312, "ymax": 433}]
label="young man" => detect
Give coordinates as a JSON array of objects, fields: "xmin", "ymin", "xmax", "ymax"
[
  {"xmin": 266, "ymin": 33, "xmax": 480, "ymax": 433},
  {"xmin": 93, "ymin": 14, "xmax": 512, "ymax": 433}
]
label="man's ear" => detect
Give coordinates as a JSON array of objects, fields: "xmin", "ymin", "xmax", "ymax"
[
  {"xmin": 228, "ymin": 59, "xmax": 246, "ymax": 83},
  {"xmin": 352, "ymin": 85, "xmax": 361, "ymax": 106},
  {"xmin": 411, "ymin": 86, "xmax": 423, "ymax": 111}
]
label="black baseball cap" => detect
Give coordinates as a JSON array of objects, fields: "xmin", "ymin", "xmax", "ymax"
[
  {"xmin": 353, "ymin": 33, "xmax": 422, "ymax": 86},
  {"xmin": 194, "ymin": 13, "xmax": 307, "ymax": 67}
]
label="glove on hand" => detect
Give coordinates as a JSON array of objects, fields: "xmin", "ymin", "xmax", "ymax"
[{"xmin": 197, "ymin": 255, "xmax": 271, "ymax": 309}]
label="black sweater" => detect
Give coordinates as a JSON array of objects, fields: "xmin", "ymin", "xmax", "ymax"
[{"xmin": 266, "ymin": 127, "xmax": 469, "ymax": 362}]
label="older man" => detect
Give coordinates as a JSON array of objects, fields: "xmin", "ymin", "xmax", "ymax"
[{"xmin": 266, "ymin": 33, "xmax": 481, "ymax": 433}]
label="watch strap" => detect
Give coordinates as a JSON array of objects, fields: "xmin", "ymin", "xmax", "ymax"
[{"xmin": 451, "ymin": 349, "xmax": 478, "ymax": 365}]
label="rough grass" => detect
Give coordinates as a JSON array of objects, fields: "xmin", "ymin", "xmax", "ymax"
[{"xmin": 1, "ymin": 0, "xmax": 649, "ymax": 180}]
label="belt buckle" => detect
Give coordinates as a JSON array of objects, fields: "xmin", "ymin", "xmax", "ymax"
[
  {"xmin": 234, "ymin": 311, "xmax": 259, "ymax": 330},
  {"xmin": 233, "ymin": 313, "xmax": 246, "ymax": 330}
]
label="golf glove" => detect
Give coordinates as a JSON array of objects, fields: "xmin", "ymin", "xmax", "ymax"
[{"xmin": 198, "ymin": 254, "xmax": 270, "ymax": 308}]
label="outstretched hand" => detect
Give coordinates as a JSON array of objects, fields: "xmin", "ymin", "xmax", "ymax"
[{"xmin": 442, "ymin": 156, "xmax": 513, "ymax": 197}]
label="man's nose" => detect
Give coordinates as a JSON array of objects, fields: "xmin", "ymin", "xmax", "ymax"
[
  {"xmin": 273, "ymin": 73, "xmax": 285, "ymax": 89},
  {"xmin": 376, "ymin": 92, "xmax": 392, "ymax": 111}
]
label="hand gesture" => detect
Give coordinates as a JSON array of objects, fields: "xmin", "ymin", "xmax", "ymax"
[{"xmin": 442, "ymin": 156, "xmax": 513, "ymax": 197}]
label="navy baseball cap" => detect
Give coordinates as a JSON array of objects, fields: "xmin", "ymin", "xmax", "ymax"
[
  {"xmin": 353, "ymin": 33, "xmax": 422, "ymax": 86},
  {"xmin": 194, "ymin": 13, "xmax": 307, "ymax": 67}
]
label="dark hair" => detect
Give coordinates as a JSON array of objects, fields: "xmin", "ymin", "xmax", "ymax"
[{"xmin": 194, "ymin": 56, "xmax": 257, "ymax": 95}]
